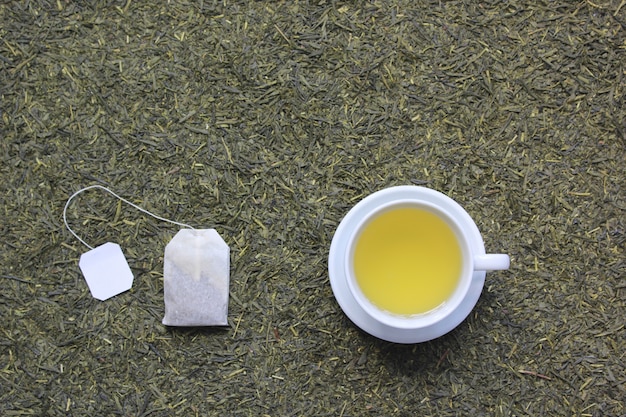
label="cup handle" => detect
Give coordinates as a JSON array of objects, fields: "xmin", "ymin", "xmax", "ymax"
[{"xmin": 474, "ymin": 254, "xmax": 510, "ymax": 271}]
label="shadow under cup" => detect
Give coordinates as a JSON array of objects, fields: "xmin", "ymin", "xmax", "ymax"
[{"xmin": 345, "ymin": 201, "xmax": 474, "ymax": 330}]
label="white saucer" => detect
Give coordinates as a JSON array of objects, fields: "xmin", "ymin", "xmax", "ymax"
[{"xmin": 328, "ymin": 186, "xmax": 487, "ymax": 343}]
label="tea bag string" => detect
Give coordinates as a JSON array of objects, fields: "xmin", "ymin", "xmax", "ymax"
[{"xmin": 63, "ymin": 184, "xmax": 194, "ymax": 250}]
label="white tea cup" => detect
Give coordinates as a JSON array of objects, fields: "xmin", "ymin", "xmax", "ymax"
[{"xmin": 329, "ymin": 186, "xmax": 510, "ymax": 343}]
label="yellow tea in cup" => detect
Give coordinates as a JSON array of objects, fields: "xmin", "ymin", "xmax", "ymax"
[{"xmin": 352, "ymin": 206, "xmax": 462, "ymax": 316}]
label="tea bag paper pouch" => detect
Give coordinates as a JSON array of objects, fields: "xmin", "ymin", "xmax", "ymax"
[{"xmin": 162, "ymin": 229, "xmax": 230, "ymax": 326}]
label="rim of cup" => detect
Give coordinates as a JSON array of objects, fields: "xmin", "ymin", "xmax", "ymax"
[{"xmin": 344, "ymin": 199, "xmax": 475, "ymax": 330}]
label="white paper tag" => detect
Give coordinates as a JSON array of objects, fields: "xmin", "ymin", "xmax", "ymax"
[{"xmin": 78, "ymin": 242, "xmax": 134, "ymax": 301}]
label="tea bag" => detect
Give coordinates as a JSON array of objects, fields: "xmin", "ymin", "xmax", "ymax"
[
  {"xmin": 64, "ymin": 186, "xmax": 231, "ymax": 326},
  {"xmin": 162, "ymin": 229, "xmax": 230, "ymax": 326}
]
